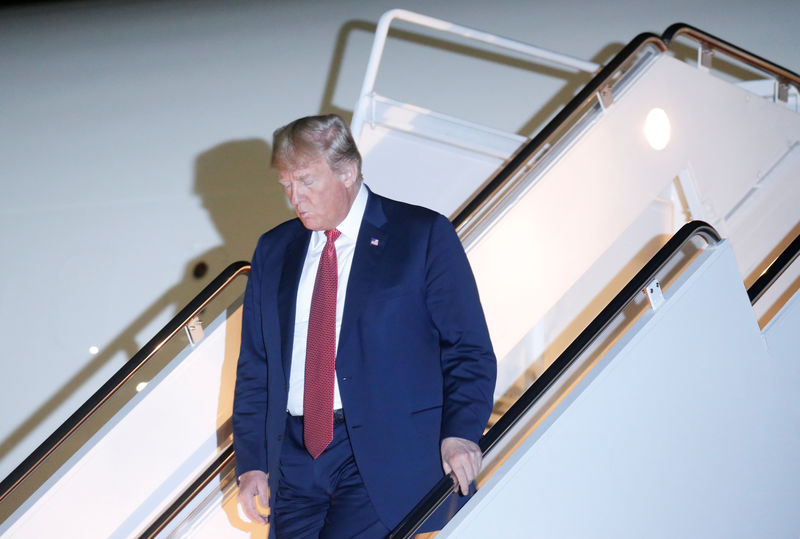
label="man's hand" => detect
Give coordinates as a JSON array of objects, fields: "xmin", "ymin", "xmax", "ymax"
[
  {"xmin": 237, "ymin": 470, "xmax": 270, "ymax": 524},
  {"xmin": 440, "ymin": 436, "xmax": 482, "ymax": 495}
]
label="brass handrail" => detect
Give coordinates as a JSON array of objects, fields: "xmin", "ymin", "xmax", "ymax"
[
  {"xmin": 0, "ymin": 261, "xmax": 251, "ymax": 505},
  {"xmin": 139, "ymin": 446, "xmax": 236, "ymax": 538},
  {"xmin": 748, "ymin": 230, "xmax": 800, "ymax": 304},
  {"xmin": 663, "ymin": 23, "xmax": 800, "ymax": 93}
]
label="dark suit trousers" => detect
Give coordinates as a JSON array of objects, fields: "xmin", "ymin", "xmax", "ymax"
[{"xmin": 273, "ymin": 414, "xmax": 390, "ymax": 538}]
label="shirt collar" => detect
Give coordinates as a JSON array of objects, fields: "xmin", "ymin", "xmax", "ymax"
[{"xmin": 311, "ymin": 182, "xmax": 368, "ymax": 247}]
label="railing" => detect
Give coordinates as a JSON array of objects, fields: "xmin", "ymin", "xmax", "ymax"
[
  {"xmin": 139, "ymin": 446, "xmax": 236, "ymax": 538},
  {"xmin": 0, "ymin": 261, "xmax": 251, "ymax": 505},
  {"xmin": 350, "ymin": 8, "xmax": 600, "ymax": 142},
  {"xmin": 748, "ymin": 230, "xmax": 800, "ymax": 304},
  {"xmin": 663, "ymin": 23, "xmax": 800, "ymax": 101},
  {"xmin": 390, "ymin": 221, "xmax": 721, "ymax": 538}
]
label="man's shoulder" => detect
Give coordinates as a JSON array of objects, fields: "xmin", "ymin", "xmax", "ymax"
[
  {"xmin": 251, "ymin": 218, "xmax": 307, "ymax": 257},
  {"xmin": 369, "ymin": 189, "xmax": 446, "ymax": 226},
  {"xmin": 260, "ymin": 218, "xmax": 306, "ymax": 242}
]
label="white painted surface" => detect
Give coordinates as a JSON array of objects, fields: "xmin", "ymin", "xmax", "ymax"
[{"xmin": 443, "ymin": 242, "xmax": 800, "ymax": 538}]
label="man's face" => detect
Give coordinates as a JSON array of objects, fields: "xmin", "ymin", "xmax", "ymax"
[{"xmin": 277, "ymin": 156, "xmax": 356, "ymax": 231}]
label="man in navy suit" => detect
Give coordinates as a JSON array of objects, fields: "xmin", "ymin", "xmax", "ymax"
[{"xmin": 233, "ymin": 114, "xmax": 496, "ymax": 537}]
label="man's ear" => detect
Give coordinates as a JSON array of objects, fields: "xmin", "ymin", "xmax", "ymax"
[{"xmin": 341, "ymin": 161, "xmax": 358, "ymax": 188}]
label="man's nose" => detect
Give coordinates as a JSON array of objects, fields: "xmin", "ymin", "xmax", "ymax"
[{"xmin": 290, "ymin": 187, "xmax": 301, "ymax": 207}]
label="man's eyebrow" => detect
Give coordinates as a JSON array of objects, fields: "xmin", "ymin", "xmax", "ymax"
[{"xmin": 279, "ymin": 171, "xmax": 309, "ymax": 182}]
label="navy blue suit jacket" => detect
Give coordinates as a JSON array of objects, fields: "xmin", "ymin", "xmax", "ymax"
[{"xmin": 232, "ymin": 188, "xmax": 496, "ymax": 528}]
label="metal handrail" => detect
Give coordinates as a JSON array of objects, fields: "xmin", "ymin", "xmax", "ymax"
[
  {"xmin": 350, "ymin": 8, "xmax": 600, "ymax": 141},
  {"xmin": 389, "ymin": 221, "xmax": 722, "ymax": 538},
  {"xmin": 139, "ymin": 446, "xmax": 235, "ymax": 538},
  {"xmin": 0, "ymin": 261, "xmax": 251, "ymax": 505},
  {"xmin": 747, "ymin": 231, "xmax": 800, "ymax": 304},
  {"xmin": 663, "ymin": 23, "xmax": 800, "ymax": 93}
]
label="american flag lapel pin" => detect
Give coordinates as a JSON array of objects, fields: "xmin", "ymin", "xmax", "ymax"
[{"xmin": 370, "ymin": 237, "xmax": 380, "ymax": 247}]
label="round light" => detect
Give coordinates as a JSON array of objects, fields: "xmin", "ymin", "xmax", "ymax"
[
  {"xmin": 88, "ymin": 346, "xmax": 99, "ymax": 355},
  {"xmin": 136, "ymin": 382, "xmax": 148, "ymax": 392},
  {"xmin": 644, "ymin": 108, "xmax": 671, "ymax": 150}
]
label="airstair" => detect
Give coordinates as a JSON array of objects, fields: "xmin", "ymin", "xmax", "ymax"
[{"xmin": 1, "ymin": 10, "xmax": 798, "ymax": 538}]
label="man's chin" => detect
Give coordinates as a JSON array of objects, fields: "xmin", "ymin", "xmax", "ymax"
[{"xmin": 298, "ymin": 216, "xmax": 323, "ymax": 231}]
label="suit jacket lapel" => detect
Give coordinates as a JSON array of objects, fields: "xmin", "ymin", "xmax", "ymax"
[
  {"xmin": 278, "ymin": 229, "xmax": 311, "ymax": 384},
  {"xmin": 339, "ymin": 189, "xmax": 388, "ymax": 357}
]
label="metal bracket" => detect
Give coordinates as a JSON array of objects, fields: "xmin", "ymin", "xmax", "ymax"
[
  {"xmin": 185, "ymin": 316, "xmax": 204, "ymax": 345},
  {"xmin": 644, "ymin": 279, "xmax": 665, "ymax": 311},
  {"xmin": 777, "ymin": 80, "xmax": 790, "ymax": 103},
  {"xmin": 597, "ymin": 86, "xmax": 614, "ymax": 110},
  {"xmin": 699, "ymin": 44, "xmax": 713, "ymax": 70}
]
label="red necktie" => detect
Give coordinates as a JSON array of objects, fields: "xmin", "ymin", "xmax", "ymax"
[{"xmin": 304, "ymin": 229, "xmax": 340, "ymax": 459}]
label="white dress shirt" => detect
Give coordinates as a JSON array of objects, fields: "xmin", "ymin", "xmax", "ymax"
[{"xmin": 286, "ymin": 183, "xmax": 368, "ymax": 415}]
